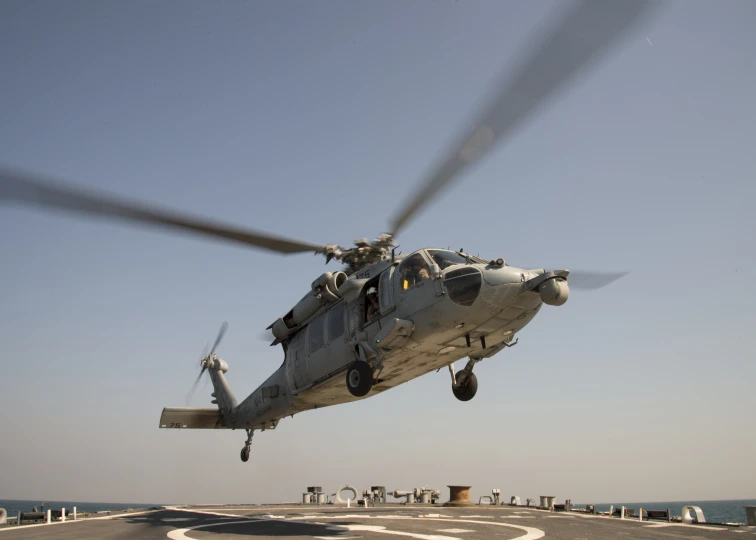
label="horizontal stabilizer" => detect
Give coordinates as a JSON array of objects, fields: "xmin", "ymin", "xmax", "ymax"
[{"xmin": 159, "ymin": 407, "xmax": 226, "ymax": 429}]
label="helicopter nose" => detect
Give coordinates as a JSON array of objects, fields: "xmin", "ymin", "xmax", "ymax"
[
  {"xmin": 478, "ymin": 266, "xmax": 543, "ymax": 309},
  {"xmin": 482, "ymin": 265, "xmax": 545, "ymax": 287}
]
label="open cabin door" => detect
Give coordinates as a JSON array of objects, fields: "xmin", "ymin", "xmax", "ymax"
[
  {"xmin": 379, "ymin": 265, "xmax": 395, "ymax": 316},
  {"xmin": 347, "ymin": 300, "xmax": 361, "ymax": 343},
  {"xmin": 286, "ymin": 331, "xmax": 311, "ymax": 393}
]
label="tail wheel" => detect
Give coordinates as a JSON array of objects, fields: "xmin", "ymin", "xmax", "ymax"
[
  {"xmin": 346, "ymin": 361, "xmax": 373, "ymax": 397},
  {"xmin": 240, "ymin": 446, "xmax": 250, "ymax": 462},
  {"xmin": 452, "ymin": 372, "xmax": 478, "ymax": 401}
]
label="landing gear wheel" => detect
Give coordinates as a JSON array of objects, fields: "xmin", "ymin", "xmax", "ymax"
[
  {"xmin": 240, "ymin": 429, "xmax": 253, "ymax": 462},
  {"xmin": 346, "ymin": 361, "xmax": 373, "ymax": 397},
  {"xmin": 453, "ymin": 372, "xmax": 478, "ymax": 402}
]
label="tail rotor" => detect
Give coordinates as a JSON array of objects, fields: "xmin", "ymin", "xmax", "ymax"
[{"xmin": 185, "ymin": 321, "xmax": 228, "ymax": 405}]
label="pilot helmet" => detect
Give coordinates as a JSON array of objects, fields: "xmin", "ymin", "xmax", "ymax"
[{"xmin": 367, "ymin": 286, "xmax": 377, "ymax": 296}]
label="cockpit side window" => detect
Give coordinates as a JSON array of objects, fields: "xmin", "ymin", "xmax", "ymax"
[{"xmin": 398, "ymin": 253, "xmax": 431, "ymax": 290}]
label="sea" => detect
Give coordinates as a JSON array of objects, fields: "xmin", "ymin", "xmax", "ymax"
[
  {"xmin": 580, "ymin": 499, "xmax": 756, "ymax": 524},
  {"xmin": 0, "ymin": 499, "xmax": 163, "ymax": 517}
]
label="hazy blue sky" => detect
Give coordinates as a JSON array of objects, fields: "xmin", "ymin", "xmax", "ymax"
[{"xmin": 1, "ymin": 0, "xmax": 754, "ymax": 506}]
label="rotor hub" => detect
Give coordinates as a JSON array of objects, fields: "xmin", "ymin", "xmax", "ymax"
[{"xmin": 320, "ymin": 234, "xmax": 395, "ymax": 274}]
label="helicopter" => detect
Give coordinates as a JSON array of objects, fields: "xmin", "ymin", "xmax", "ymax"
[{"xmin": 0, "ymin": 1, "xmax": 653, "ymax": 462}]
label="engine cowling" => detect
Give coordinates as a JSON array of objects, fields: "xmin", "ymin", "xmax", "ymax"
[
  {"xmin": 539, "ymin": 278, "xmax": 569, "ymax": 306},
  {"xmin": 269, "ymin": 271, "xmax": 348, "ymax": 340},
  {"xmin": 311, "ymin": 271, "xmax": 347, "ymax": 302}
]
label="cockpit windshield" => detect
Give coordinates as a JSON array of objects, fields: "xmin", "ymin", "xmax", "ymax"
[{"xmin": 427, "ymin": 249, "xmax": 474, "ymax": 269}]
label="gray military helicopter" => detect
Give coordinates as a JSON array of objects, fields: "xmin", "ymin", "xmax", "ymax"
[{"xmin": 1, "ymin": 1, "xmax": 653, "ymax": 462}]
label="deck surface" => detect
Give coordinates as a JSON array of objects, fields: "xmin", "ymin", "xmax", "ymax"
[{"xmin": 3, "ymin": 504, "xmax": 754, "ymax": 539}]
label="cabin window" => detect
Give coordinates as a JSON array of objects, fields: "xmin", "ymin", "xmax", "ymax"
[
  {"xmin": 398, "ymin": 253, "xmax": 431, "ymax": 290},
  {"xmin": 444, "ymin": 267, "xmax": 482, "ymax": 307},
  {"xmin": 308, "ymin": 315, "xmax": 325, "ymax": 352},
  {"xmin": 328, "ymin": 303, "xmax": 345, "ymax": 341}
]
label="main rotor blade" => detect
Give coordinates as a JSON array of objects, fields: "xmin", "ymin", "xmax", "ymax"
[
  {"xmin": 0, "ymin": 166, "xmax": 326, "ymax": 255},
  {"xmin": 389, "ymin": 0, "xmax": 655, "ymax": 235},
  {"xmin": 567, "ymin": 271, "xmax": 628, "ymax": 290}
]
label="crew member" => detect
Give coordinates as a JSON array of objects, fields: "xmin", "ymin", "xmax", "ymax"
[{"xmin": 366, "ymin": 287, "xmax": 380, "ymax": 320}]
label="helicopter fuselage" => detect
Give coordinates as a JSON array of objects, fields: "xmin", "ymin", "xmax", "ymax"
[{"xmin": 225, "ymin": 248, "xmax": 570, "ymax": 431}]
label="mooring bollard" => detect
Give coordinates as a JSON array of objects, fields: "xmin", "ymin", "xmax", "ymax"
[
  {"xmin": 46, "ymin": 509, "xmax": 51, "ymax": 524},
  {"xmin": 639, "ymin": 507, "xmax": 643, "ymax": 521},
  {"xmin": 73, "ymin": 507, "xmax": 77, "ymax": 520},
  {"xmin": 445, "ymin": 486, "xmax": 473, "ymax": 506},
  {"xmin": 539, "ymin": 496, "xmax": 555, "ymax": 510},
  {"xmin": 61, "ymin": 508, "xmax": 66, "ymax": 522}
]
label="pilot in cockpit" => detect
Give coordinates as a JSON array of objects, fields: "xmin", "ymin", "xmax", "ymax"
[{"xmin": 402, "ymin": 257, "xmax": 430, "ymax": 289}]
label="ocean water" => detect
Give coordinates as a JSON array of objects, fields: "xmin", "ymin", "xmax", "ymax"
[
  {"xmin": 581, "ymin": 499, "xmax": 756, "ymax": 524},
  {"xmin": 0, "ymin": 499, "xmax": 162, "ymax": 517}
]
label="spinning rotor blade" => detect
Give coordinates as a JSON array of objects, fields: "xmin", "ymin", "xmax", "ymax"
[
  {"xmin": 567, "ymin": 271, "xmax": 628, "ymax": 290},
  {"xmin": 208, "ymin": 321, "xmax": 228, "ymax": 357},
  {"xmin": 185, "ymin": 367, "xmax": 205, "ymax": 406},
  {"xmin": 185, "ymin": 321, "xmax": 227, "ymax": 405},
  {"xmin": 0, "ymin": 167, "xmax": 326, "ymax": 255},
  {"xmin": 389, "ymin": 0, "xmax": 655, "ymax": 236}
]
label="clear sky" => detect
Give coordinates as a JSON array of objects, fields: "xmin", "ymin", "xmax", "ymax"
[{"xmin": 1, "ymin": 0, "xmax": 754, "ymax": 506}]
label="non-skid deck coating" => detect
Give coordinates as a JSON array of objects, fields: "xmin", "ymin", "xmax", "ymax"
[{"xmin": 3, "ymin": 505, "xmax": 755, "ymax": 540}]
